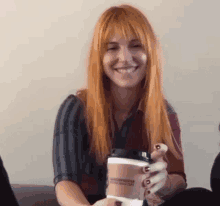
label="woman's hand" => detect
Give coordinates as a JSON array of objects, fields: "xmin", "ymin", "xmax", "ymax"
[
  {"xmin": 92, "ymin": 198, "xmax": 122, "ymax": 206},
  {"xmin": 142, "ymin": 143, "xmax": 169, "ymax": 205}
]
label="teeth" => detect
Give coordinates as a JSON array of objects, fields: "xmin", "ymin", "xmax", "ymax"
[{"xmin": 117, "ymin": 67, "xmax": 136, "ymax": 73}]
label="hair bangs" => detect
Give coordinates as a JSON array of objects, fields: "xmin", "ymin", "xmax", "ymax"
[{"xmin": 102, "ymin": 11, "xmax": 143, "ymax": 48}]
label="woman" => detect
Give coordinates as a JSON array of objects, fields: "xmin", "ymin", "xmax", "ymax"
[{"xmin": 53, "ymin": 4, "xmax": 187, "ymax": 206}]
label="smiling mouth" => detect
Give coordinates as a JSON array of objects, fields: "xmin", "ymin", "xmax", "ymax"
[{"xmin": 114, "ymin": 66, "xmax": 139, "ymax": 73}]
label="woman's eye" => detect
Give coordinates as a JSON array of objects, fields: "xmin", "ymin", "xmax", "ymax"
[
  {"xmin": 107, "ymin": 45, "xmax": 142, "ymax": 51},
  {"xmin": 132, "ymin": 44, "xmax": 141, "ymax": 48},
  {"xmin": 107, "ymin": 47, "xmax": 117, "ymax": 51}
]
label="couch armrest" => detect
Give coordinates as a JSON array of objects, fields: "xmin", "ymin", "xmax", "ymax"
[{"xmin": 11, "ymin": 184, "xmax": 60, "ymax": 206}]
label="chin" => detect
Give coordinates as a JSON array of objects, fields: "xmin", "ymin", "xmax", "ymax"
[{"xmin": 115, "ymin": 83, "xmax": 140, "ymax": 89}]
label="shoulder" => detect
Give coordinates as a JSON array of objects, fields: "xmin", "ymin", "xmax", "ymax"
[
  {"xmin": 60, "ymin": 94, "xmax": 82, "ymax": 108},
  {"xmin": 164, "ymin": 99, "xmax": 181, "ymax": 131},
  {"xmin": 59, "ymin": 94, "xmax": 84, "ymax": 111},
  {"xmin": 164, "ymin": 99, "xmax": 176, "ymax": 115},
  {"xmin": 55, "ymin": 94, "xmax": 85, "ymax": 123}
]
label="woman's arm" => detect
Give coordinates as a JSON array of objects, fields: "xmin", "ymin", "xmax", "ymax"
[
  {"xmin": 55, "ymin": 180, "xmax": 91, "ymax": 206},
  {"xmin": 162, "ymin": 108, "xmax": 187, "ymax": 199}
]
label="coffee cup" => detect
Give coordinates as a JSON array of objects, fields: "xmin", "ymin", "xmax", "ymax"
[{"xmin": 106, "ymin": 148, "xmax": 153, "ymax": 206}]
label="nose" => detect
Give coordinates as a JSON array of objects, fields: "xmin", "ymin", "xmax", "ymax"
[{"xmin": 117, "ymin": 46, "xmax": 133, "ymax": 63}]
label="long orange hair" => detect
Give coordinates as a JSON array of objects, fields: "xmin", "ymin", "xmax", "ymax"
[{"xmin": 76, "ymin": 4, "xmax": 183, "ymax": 165}]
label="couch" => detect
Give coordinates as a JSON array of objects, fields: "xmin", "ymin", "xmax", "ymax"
[{"xmin": 11, "ymin": 184, "xmax": 60, "ymax": 206}]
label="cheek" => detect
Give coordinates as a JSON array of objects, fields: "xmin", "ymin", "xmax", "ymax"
[
  {"xmin": 134, "ymin": 51, "xmax": 147, "ymax": 65},
  {"xmin": 103, "ymin": 54, "xmax": 113, "ymax": 67},
  {"xmin": 140, "ymin": 53, "xmax": 147, "ymax": 64}
]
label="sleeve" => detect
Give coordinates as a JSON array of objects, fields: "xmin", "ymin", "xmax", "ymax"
[
  {"xmin": 52, "ymin": 94, "xmax": 88, "ymax": 188},
  {"xmin": 0, "ymin": 157, "xmax": 19, "ymax": 206},
  {"xmin": 165, "ymin": 103, "xmax": 187, "ymax": 185}
]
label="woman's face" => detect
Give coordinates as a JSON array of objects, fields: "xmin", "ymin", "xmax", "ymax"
[{"xmin": 103, "ymin": 33, "xmax": 148, "ymax": 89}]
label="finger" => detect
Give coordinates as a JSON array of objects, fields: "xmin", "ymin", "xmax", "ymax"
[
  {"xmin": 143, "ymin": 161, "xmax": 167, "ymax": 175},
  {"xmin": 144, "ymin": 171, "xmax": 166, "ymax": 188},
  {"xmin": 142, "ymin": 164, "xmax": 151, "ymax": 174},
  {"xmin": 142, "ymin": 170, "xmax": 167, "ymax": 188},
  {"xmin": 105, "ymin": 198, "xmax": 122, "ymax": 206},
  {"xmin": 151, "ymin": 144, "xmax": 168, "ymax": 161},
  {"xmin": 153, "ymin": 155, "xmax": 166, "ymax": 164},
  {"xmin": 147, "ymin": 180, "xmax": 165, "ymax": 195},
  {"xmin": 142, "ymin": 154, "xmax": 163, "ymax": 174},
  {"xmin": 145, "ymin": 176, "xmax": 167, "ymax": 197},
  {"xmin": 151, "ymin": 144, "xmax": 168, "ymax": 159}
]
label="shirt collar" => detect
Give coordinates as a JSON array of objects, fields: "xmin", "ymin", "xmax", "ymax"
[{"xmin": 109, "ymin": 96, "xmax": 145, "ymax": 118}]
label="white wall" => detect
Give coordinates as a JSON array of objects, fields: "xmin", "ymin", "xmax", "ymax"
[{"xmin": 0, "ymin": 0, "xmax": 219, "ymax": 190}]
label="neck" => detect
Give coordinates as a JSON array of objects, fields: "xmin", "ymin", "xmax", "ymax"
[{"xmin": 111, "ymin": 83, "xmax": 142, "ymax": 114}]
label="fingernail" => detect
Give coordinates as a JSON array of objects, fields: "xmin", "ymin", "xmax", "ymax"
[
  {"xmin": 147, "ymin": 190, "xmax": 151, "ymax": 195},
  {"xmin": 115, "ymin": 201, "xmax": 122, "ymax": 206},
  {"xmin": 145, "ymin": 166, "xmax": 150, "ymax": 172},
  {"xmin": 146, "ymin": 180, "xmax": 150, "ymax": 185},
  {"xmin": 155, "ymin": 144, "xmax": 161, "ymax": 150},
  {"xmin": 143, "ymin": 179, "xmax": 151, "ymax": 187}
]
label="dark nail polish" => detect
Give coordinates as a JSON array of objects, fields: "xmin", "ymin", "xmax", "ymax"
[
  {"xmin": 147, "ymin": 190, "xmax": 151, "ymax": 195},
  {"xmin": 115, "ymin": 201, "xmax": 122, "ymax": 206},
  {"xmin": 146, "ymin": 180, "xmax": 150, "ymax": 184},
  {"xmin": 143, "ymin": 179, "xmax": 150, "ymax": 187},
  {"xmin": 155, "ymin": 144, "xmax": 161, "ymax": 150},
  {"xmin": 145, "ymin": 166, "xmax": 150, "ymax": 172}
]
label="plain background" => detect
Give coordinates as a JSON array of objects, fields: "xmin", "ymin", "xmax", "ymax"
[{"xmin": 0, "ymin": 0, "xmax": 220, "ymax": 191}]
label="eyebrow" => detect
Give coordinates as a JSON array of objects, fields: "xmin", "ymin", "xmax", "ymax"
[{"xmin": 108, "ymin": 39, "xmax": 140, "ymax": 45}]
